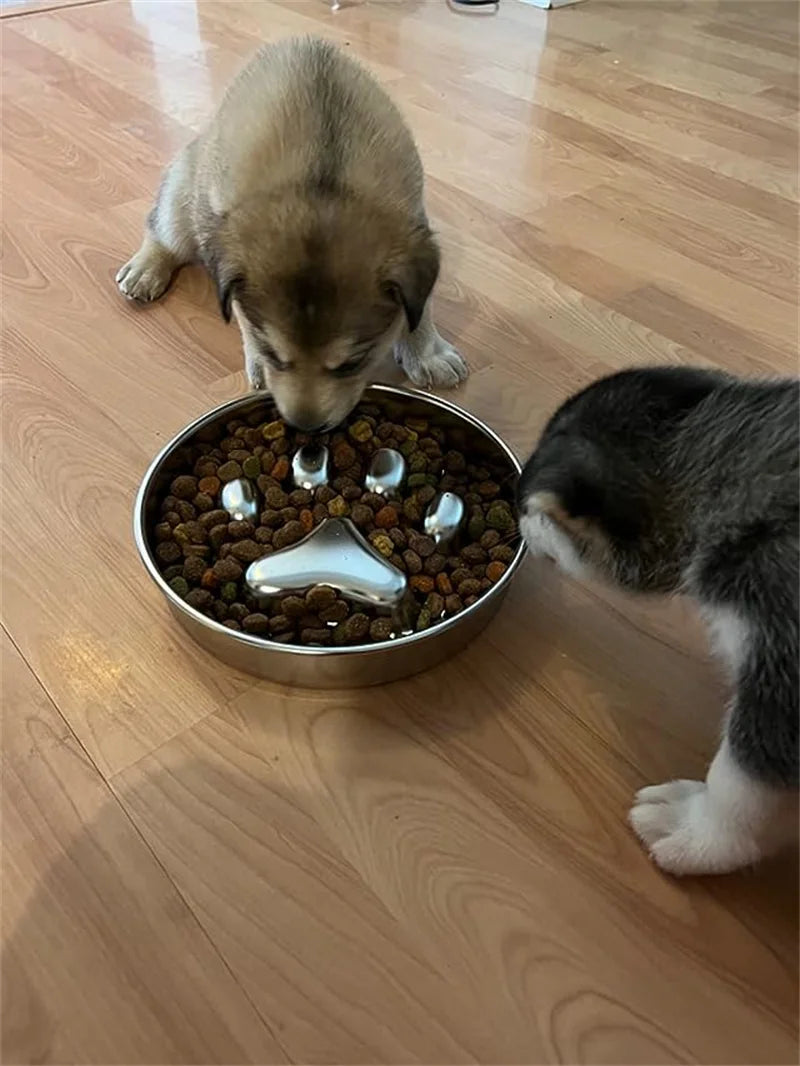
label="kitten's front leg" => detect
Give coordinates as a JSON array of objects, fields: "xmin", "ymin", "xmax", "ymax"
[{"xmin": 629, "ymin": 738, "xmax": 792, "ymax": 875}]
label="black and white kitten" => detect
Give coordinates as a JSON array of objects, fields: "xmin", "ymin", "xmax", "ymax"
[{"xmin": 518, "ymin": 367, "xmax": 798, "ymax": 875}]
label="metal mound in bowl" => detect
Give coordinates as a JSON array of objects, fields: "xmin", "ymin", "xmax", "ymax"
[{"xmin": 134, "ymin": 384, "xmax": 525, "ymax": 688}]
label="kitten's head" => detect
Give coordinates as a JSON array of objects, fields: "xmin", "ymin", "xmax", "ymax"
[{"xmin": 517, "ymin": 367, "xmax": 725, "ymax": 592}]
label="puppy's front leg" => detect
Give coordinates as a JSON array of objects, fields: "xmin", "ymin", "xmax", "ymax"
[
  {"xmin": 116, "ymin": 144, "xmax": 198, "ymax": 302},
  {"xmin": 395, "ymin": 301, "xmax": 468, "ymax": 389}
]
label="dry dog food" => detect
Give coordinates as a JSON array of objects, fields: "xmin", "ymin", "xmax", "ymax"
[{"xmin": 151, "ymin": 402, "xmax": 518, "ymax": 645}]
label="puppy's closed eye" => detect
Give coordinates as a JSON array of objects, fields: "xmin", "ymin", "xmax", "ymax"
[
  {"xmin": 330, "ymin": 351, "xmax": 371, "ymax": 378},
  {"xmin": 261, "ymin": 342, "xmax": 291, "ymax": 373}
]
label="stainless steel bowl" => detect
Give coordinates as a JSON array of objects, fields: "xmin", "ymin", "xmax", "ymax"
[{"xmin": 134, "ymin": 384, "xmax": 525, "ymax": 687}]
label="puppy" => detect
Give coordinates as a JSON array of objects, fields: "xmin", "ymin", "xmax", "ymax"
[
  {"xmin": 518, "ymin": 367, "xmax": 798, "ymax": 875},
  {"xmin": 117, "ymin": 36, "xmax": 466, "ymax": 430}
]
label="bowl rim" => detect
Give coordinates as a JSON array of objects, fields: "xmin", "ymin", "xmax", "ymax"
[{"xmin": 133, "ymin": 383, "xmax": 526, "ymax": 658}]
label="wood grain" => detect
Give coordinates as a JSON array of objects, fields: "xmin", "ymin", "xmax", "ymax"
[{"xmin": 1, "ymin": 0, "xmax": 797, "ymax": 1062}]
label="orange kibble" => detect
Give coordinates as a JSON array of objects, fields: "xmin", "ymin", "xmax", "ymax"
[
  {"xmin": 197, "ymin": 476, "xmax": 220, "ymax": 496},
  {"xmin": 435, "ymin": 572, "xmax": 453, "ymax": 596},
  {"xmin": 486, "ymin": 560, "xmax": 507, "ymax": 584},
  {"xmin": 409, "ymin": 574, "xmax": 434, "ymax": 594},
  {"xmin": 201, "ymin": 568, "xmax": 219, "ymax": 590},
  {"xmin": 374, "ymin": 505, "xmax": 399, "ymax": 529},
  {"xmin": 299, "ymin": 508, "xmax": 314, "ymax": 533},
  {"xmin": 272, "ymin": 455, "xmax": 290, "ymax": 481}
]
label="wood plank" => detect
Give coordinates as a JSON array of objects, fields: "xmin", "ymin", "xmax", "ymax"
[{"xmin": 1, "ymin": 630, "xmax": 282, "ymax": 1064}]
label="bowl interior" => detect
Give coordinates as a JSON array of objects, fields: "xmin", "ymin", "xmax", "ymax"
[{"xmin": 136, "ymin": 385, "xmax": 524, "ymax": 653}]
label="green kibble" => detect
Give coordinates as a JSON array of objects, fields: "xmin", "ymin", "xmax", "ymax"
[
  {"xmin": 348, "ymin": 418, "xmax": 373, "ymax": 443},
  {"xmin": 242, "ymin": 455, "xmax": 261, "ymax": 479},
  {"xmin": 467, "ymin": 514, "xmax": 485, "ymax": 540},
  {"xmin": 406, "ymin": 473, "xmax": 429, "ymax": 489},
  {"xmin": 327, "ymin": 495, "xmax": 349, "ymax": 517},
  {"xmin": 486, "ymin": 502, "xmax": 516, "ymax": 532},
  {"xmin": 415, "ymin": 606, "xmax": 432, "ymax": 632},
  {"xmin": 220, "ymin": 581, "xmax": 238, "ymax": 603},
  {"xmin": 168, "ymin": 576, "xmax": 189, "ymax": 598},
  {"xmin": 408, "ymin": 451, "xmax": 428, "ymax": 474},
  {"xmin": 370, "ymin": 532, "xmax": 395, "ymax": 558},
  {"xmin": 262, "ymin": 420, "xmax": 286, "ymax": 441}
]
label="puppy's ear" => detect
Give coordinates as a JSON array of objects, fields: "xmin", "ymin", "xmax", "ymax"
[{"xmin": 382, "ymin": 224, "xmax": 440, "ymax": 332}]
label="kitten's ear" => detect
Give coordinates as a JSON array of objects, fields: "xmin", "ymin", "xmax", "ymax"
[{"xmin": 382, "ymin": 224, "xmax": 440, "ymax": 331}]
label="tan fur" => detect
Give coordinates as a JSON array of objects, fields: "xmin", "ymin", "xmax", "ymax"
[{"xmin": 116, "ymin": 37, "xmax": 467, "ymax": 428}]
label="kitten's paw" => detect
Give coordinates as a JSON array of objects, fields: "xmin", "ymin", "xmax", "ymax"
[
  {"xmin": 403, "ymin": 336, "xmax": 468, "ymax": 389},
  {"xmin": 116, "ymin": 250, "xmax": 173, "ymax": 302},
  {"xmin": 629, "ymin": 780, "xmax": 761, "ymax": 875}
]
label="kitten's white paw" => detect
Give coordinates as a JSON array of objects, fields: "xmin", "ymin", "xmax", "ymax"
[
  {"xmin": 629, "ymin": 779, "xmax": 762, "ymax": 875},
  {"xmin": 116, "ymin": 251, "xmax": 172, "ymax": 302},
  {"xmin": 404, "ymin": 337, "xmax": 468, "ymax": 389}
]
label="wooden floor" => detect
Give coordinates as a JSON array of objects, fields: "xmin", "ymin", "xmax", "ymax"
[{"xmin": 2, "ymin": 0, "xmax": 798, "ymax": 1062}]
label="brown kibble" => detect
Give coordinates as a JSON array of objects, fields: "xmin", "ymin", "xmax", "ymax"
[
  {"xmin": 264, "ymin": 486, "xmax": 289, "ymax": 509},
  {"xmin": 222, "ymin": 619, "xmax": 242, "ymax": 631},
  {"xmin": 174, "ymin": 499, "xmax": 197, "ymax": 523},
  {"xmin": 423, "ymin": 552, "xmax": 446, "ymax": 576},
  {"xmin": 486, "ymin": 560, "xmax": 508, "ymax": 583},
  {"xmin": 280, "ymin": 595, "xmax": 306, "ymax": 618},
  {"xmin": 305, "ymin": 585, "xmax": 338, "ymax": 611},
  {"xmin": 436, "ymin": 572, "xmax": 453, "ymax": 596},
  {"xmin": 273, "ymin": 520, "xmax": 306, "ymax": 549},
  {"xmin": 457, "ymin": 578, "xmax": 481, "ymax": 598},
  {"xmin": 164, "ymin": 511, "xmax": 181, "ymax": 528},
  {"xmin": 451, "ymin": 566, "xmax": 471, "ymax": 587},
  {"xmin": 403, "ymin": 549, "xmax": 422, "ymax": 575},
  {"xmin": 230, "ymin": 539, "xmax": 267, "ymax": 562},
  {"xmin": 489, "ymin": 545, "xmax": 515, "ymax": 564},
  {"xmin": 374, "ymin": 505, "xmax": 399, "ymax": 529},
  {"xmin": 184, "ymin": 588, "xmax": 214, "ymax": 611},
  {"xmin": 242, "ymin": 613, "xmax": 271, "ymax": 635},
  {"xmin": 300, "ymin": 627, "xmax": 332, "ymax": 646},
  {"xmin": 228, "ymin": 603, "xmax": 249, "ymax": 623},
  {"xmin": 332, "ymin": 440, "xmax": 357, "ymax": 469},
  {"xmin": 312, "ymin": 503, "xmax": 329, "ymax": 524},
  {"xmin": 408, "ymin": 532, "xmax": 436, "ymax": 558},
  {"xmin": 350, "ymin": 503, "xmax": 373, "ymax": 529},
  {"xmin": 173, "ymin": 520, "xmax": 207, "ymax": 546},
  {"xmin": 445, "ymin": 593, "xmax": 464, "ymax": 614},
  {"xmin": 464, "ymin": 594, "xmax": 479, "ymax": 607},
  {"xmin": 228, "ymin": 520, "xmax": 254, "ymax": 540},
  {"xmin": 272, "ymin": 455, "xmax": 290, "ymax": 480},
  {"xmin": 183, "ymin": 555, "xmax": 207, "ymax": 583},
  {"xmin": 212, "ymin": 556, "xmax": 244, "ymax": 581},
  {"xmin": 260, "ymin": 450, "xmax": 276, "ymax": 474},
  {"xmin": 410, "ymin": 574, "xmax": 434, "ymax": 594},
  {"xmin": 362, "ymin": 492, "xmax": 384, "ymax": 512},
  {"xmin": 209, "ymin": 524, "xmax": 228, "ymax": 550},
  {"xmin": 260, "ymin": 508, "xmax": 283, "ymax": 529},
  {"xmin": 320, "ymin": 600, "xmax": 349, "ymax": 623},
  {"xmin": 369, "ymin": 617, "xmax": 394, "ymax": 642},
  {"xmin": 193, "ymin": 492, "xmax": 215, "ymax": 513},
  {"xmin": 460, "ymin": 543, "xmax": 487, "ymax": 565},
  {"xmin": 279, "ymin": 507, "xmax": 299, "ymax": 523},
  {"xmin": 254, "ymin": 528, "xmax": 274, "ymax": 547},
  {"xmin": 199, "ymin": 508, "xmax": 229, "ymax": 530},
  {"xmin": 316, "ymin": 485, "xmax": 336, "ymax": 505},
  {"xmin": 299, "ymin": 508, "xmax": 314, "ymax": 533},
  {"xmin": 425, "ymin": 592, "xmax": 445, "ymax": 618},
  {"xmin": 269, "ymin": 614, "xmax": 293, "ymax": 634},
  {"xmin": 154, "ymin": 522, "xmax": 173, "ymax": 542},
  {"xmin": 289, "ymin": 488, "xmax": 313, "ymax": 508},
  {"xmin": 477, "ymin": 480, "xmax": 500, "ymax": 498},
  {"xmin": 480, "ymin": 529, "xmax": 501, "ymax": 549},
  {"xmin": 194, "ymin": 459, "xmax": 218, "ymax": 479},
  {"xmin": 170, "ymin": 475, "xmax": 198, "ymax": 500},
  {"xmin": 388, "ymin": 527, "xmax": 407, "ymax": 549},
  {"xmin": 155, "ymin": 540, "xmax": 181, "ymax": 565},
  {"xmin": 217, "ymin": 460, "xmax": 243, "ymax": 482},
  {"xmin": 338, "ymin": 613, "xmax": 370, "ymax": 643}
]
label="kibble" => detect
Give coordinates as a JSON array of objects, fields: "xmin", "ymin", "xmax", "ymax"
[{"xmin": 151, "ymin": 400, "xmax": 519, "ymax": 645}]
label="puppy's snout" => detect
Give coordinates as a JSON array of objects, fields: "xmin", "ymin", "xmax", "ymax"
[{"xmin": 286, "ymin": 413, "xmax": 330, "ymax": 433}]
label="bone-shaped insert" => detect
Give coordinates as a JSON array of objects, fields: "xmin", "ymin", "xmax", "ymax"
[{"xmin": 245, "ymin": 517, "xmax": 408, "ymax": 606}]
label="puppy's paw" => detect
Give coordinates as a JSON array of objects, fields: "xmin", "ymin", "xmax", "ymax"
[
  {"xmin": 402, "ymin": 335, "xmax": 468, "ymax": 389},
  {"xmin": 116, "ymin": 249, "xmax": 173, "ymax": 303},
  {"xmin": 629, "ymin": 779, "xmax": 761, "ymax": 876},
  {"xmin": 246, "ymin": 360, "xmax": 268, "ymax": 391}
]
